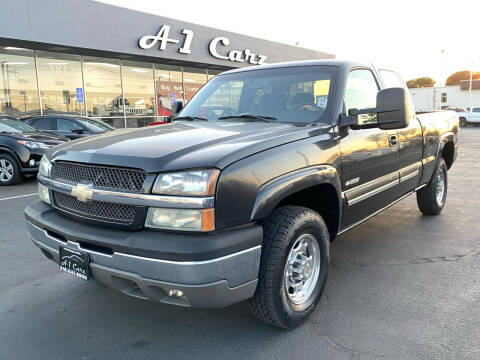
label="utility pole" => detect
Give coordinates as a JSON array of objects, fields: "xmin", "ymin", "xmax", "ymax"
[{"xmin": 469, "ymin": 66, "xmax": 473, "ymax": 110}]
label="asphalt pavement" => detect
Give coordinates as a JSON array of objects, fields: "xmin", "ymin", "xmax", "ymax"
[{"xmin": 1, "ymin": 128, "xmax": 479, "ymax": 359}]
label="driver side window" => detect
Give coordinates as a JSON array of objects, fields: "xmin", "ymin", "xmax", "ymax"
[
  {"xmin": 344, "ymin": 69, "xmax": 379, "ymax": 125},
  {"xmin": 345, "ymin": 69, "xmax": 379, "ymax": 113}
]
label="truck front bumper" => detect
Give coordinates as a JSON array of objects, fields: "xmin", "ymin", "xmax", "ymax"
[{"xmin": 25, "ymin": 200, "xmax": 262, "ymax": 308}]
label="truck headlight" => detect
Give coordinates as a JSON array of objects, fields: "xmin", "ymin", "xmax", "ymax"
[
  {"xmin": 39, "ymin": 155, "xmax": 52, "ymax": 178},
  {"xmin": 152, "ymin": 169, "xmax": 219, "ymax": 196},
  {"xmin": 145, "ymin": 208, "xmax": 214, "ymax": 232},
  {"xmin": 38, "ymin": 183, "xmax": 51, "ymax": 205}
]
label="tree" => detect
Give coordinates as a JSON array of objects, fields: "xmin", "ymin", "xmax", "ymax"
[
  {"xmin": 406, "ymin": 77, "xmax": 435, "ymax": 88},
  {"xmin": 445, "ymin": 70, "xmax": 480, "ymax": 86}
]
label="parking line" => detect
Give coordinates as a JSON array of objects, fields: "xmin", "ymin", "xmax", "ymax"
[{"xmin": 0, "ymin": 193, "xmax": 37, "ymax": 201}]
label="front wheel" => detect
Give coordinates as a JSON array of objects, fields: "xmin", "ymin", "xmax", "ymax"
[
  {"xmin": 0, "ymin": 154, "xmax": 22, "ymax": 186},
  {"xmin": 249, "ymin": 206, "xmax": 329, "ymax": 329},
  {"xmin": 417, "ymin": 158, "xmax": 448, "ymax": 215},
  {"xmin": 459, "ymin": 118, "xmax": 467, "ymax": 127}
]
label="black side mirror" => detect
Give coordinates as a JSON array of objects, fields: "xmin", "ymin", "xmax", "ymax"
[
  {"xmin": 172, "ymin": 100, "xmax": 184, "ymax": 115},
  {"xmin": 376, "ymin": 87, "xmax": 409, "ymax": 130},
  {"xmin": 71, "ymin": 129, "xmax": 85, "ymax": 134},
  {"xmin": 340, "ymin": 87, "xmax": 409, "ymax": 130}
]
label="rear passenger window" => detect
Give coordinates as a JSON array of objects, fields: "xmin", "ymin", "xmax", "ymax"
[
  {"xmin": 32, "ymin": 118, "xmax": 53, "ymax": 130},
  {"xmin": 379, "ymin": 69, "xmax": 405, "ymax": 88}
]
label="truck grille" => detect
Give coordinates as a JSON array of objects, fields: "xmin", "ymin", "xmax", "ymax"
[
  {"xmin": 53, "ymin": 191, "xmax": 136, "ymax": 225},
  {"xmin": 52, "ymin": 161, "xmax": 146, "ymax": 193}
]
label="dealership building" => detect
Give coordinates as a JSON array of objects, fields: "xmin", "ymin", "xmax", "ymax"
[{"xmin": 0, "ymin": 0, "xmax": 334, "ymax": 128}]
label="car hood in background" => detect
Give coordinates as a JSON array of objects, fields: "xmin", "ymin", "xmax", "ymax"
[
  {"xmin": 47, "ymin": 121, "xmax": 329, "ymax": 173},
  {"xmin": 4, "ymin": 131, "xmax": 67, "ymax": 143}
]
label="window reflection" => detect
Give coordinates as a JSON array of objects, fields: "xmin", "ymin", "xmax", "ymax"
[
  {"xmin": 183, "ymin": 67, "xmax": 207, "ymax": 103},
  {"xmin": 83, "ymin": 57, "xmax": 123, "ymax": 117},
  {"xmin": 36, "ymin": 51, "xmax": 83, "ymax": 115},
  {"xmin": 154, "ymin": 64, "xmax": 183, "ymax": 118},
  {"xmin": 121, "ymin": 61, "xmax": 155, "ymax": 121},
  {"xmin": 0, "ymin": 48, "xmax": 39, "ymax": 116}
]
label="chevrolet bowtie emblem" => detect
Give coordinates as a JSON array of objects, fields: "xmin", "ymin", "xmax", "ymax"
[{"xmin": 71, "ymin": 183, "xmax": 94, "ymax": 202}]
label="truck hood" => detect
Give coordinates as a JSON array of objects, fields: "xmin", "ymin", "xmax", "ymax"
[{"xmin": 48, "ymin": 121, "xmax": 328, "ymax": 173}]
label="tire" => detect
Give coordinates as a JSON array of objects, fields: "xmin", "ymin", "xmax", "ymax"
[
  {"xmin": 417, "ymin": 158, "xmax": 448, "ymax": 215},
  {"xmin": 459, "ymin": 118, "xmax": 466, "ymax": 127},
  {"xmin": 0, "ymin": 153, "xmax": 22, "ymax": 186},
  {"xmin": 249, "ymin": 206, "xmax": 329, "ymax": 329}
]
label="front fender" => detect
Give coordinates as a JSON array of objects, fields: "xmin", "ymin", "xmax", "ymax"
[{"xmin": 250, "ymin": 165, "xmax": 342, "ymax": 222}]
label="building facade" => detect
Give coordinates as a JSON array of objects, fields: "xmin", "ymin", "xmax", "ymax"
[
  {"xmin": 0, "ymin": 0, "xmax": 334, "ymax": 128},
  {"xmin": 409, "ymin": 84, "xmax": 480, "ymax": 111}
]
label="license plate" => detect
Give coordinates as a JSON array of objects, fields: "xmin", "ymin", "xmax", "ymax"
[{"xmin": 59, "ymin": 247, "xmax": 89, "ymax": 281}]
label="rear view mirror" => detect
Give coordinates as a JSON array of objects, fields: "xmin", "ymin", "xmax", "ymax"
[
  {"xmin": 340, "ymin": 87, "xmax": 409, "ymax": 130},
  {"xmin": 71, "ymin": 129, "xmax": 85, "ymax": 134},
  {"xmin": 376, "ymin": 87, "xmax": 409, "ymax": 130}
]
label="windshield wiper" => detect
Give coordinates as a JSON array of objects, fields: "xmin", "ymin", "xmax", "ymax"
[
  {"xmin": 218, "ymin": 114, "xmax": 277, "ymax": 122},
  {"xmin": 173, "ymin": 116, "xmax": 208, "ymax": 122}
]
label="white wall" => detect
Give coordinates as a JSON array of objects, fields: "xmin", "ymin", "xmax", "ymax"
[{"xmin": 409, "ymin": 85, "xmax": 480, "ymax": 110}]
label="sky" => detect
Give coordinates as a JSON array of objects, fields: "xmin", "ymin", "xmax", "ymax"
[{"xmin": 98, "ymin": 0, "xmax": 479, "ymax": 85}]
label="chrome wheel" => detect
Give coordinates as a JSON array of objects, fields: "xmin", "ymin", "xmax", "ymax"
[
  {"xmin": 435, "ymin": 169, "xmax": 446, "ymax": 206},
  {"xmin": 0, "ymin": 159, "xmax": 14, "ymax": 182},
  {"xmin": 284, "ymin": 233, "xmax": 321, "ymax": 306}
]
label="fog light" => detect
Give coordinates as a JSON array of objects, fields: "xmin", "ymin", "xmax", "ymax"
[
  {"xmin": 168, "ymin": 289, "xmax": 184, "ymax": 297},
  {"xmin": 38, "ymin": 183, "xmax": 51, "ymax": 205},
  {"xmin": 29, "ymin": 159, "xmax": 35, "ymax": 166}
]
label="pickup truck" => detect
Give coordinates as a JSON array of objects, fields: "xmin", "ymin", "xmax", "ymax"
[
  {"xmin": 25, "ymin": 60, "xmax": 458, "ymax": 329},
  {"xmin": 458, "ymin": 106, "xmax": 480, "ymax": 127}
]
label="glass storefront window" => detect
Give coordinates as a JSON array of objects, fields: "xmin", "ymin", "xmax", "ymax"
[
  {"xmin": 207, "ymin": 69, "xmax": 222, "ymax": 81},
  {"xmin": 121, "ymin": 61, "xmax": 155, "ymax": 121},
  {"xmin": 154, "ymin": 64, "xmax": 183, "ymax": 118},
  {"xmin": 83, "ymin": 57, "xmax": 123, "ymax": 120},
  {"xmin": 183, "ymin": 67, "xmax": 207, "ymax": 103},
  {"xmin": 0, "ymin": 48, "xmax": 39, "ymax": 117},
  {"xmin": 36, "ymin": 51, "xmax": 83, "ymax": 115}
]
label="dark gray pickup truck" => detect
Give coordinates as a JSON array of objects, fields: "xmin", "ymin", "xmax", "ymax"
[{"xmin": 25, "ymin": 60, "xmax": 458, "ymax": 328}]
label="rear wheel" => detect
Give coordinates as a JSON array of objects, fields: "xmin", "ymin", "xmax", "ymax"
[
  {"xmin": 417, "ymin": 159, "xmax": 448, "ymax": 215},
  {"xmin": 249, "ymin": 206, "xmax": 329, "ymax": 329},
  {"xmin": 0, "ymin": 154, "xmax": 22, "ymax": 186}
]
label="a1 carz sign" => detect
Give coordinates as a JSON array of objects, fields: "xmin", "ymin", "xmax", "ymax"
[{"xmin": 139, "ymin": 25, "xmax": 267, "ymax": 65}]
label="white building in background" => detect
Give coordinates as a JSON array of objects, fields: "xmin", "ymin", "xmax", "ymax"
[{"xmin": 409, "ymin": 81, "xmax": 480, "ymax": 111}]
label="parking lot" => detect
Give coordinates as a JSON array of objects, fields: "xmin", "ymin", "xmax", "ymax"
[{"xmin": 0, "ymin": 128, "xmax": 479, "ymax": 360}]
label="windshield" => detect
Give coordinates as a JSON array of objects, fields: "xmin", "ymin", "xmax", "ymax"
[
  {"xmin": 179, "ymin": 65, "xmax": 337, "ymax": 124},
  {"xmin": 0, "ymin": 117, "xmax": 36, "ymax": 133},
  {"xmin": 78, "ymin": 118, "xmax": 114, "ymax": 132}
]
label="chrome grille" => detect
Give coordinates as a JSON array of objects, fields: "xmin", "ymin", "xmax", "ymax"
[
  {"xmin": 52, "ymin": 162, "xmax": 146, "ymax": 193},
  {"xmin": 53, "ymin": 191, "xmax": 136, "ymax": 224}
]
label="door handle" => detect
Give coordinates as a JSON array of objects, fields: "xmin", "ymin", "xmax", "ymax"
[{"xmin": 389, "ymin": 135, "xmax": 398, "ymax": 147}]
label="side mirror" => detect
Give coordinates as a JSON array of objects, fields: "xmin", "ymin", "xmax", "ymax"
[
  {"xmin": 172, "ymin": 100, "xmax": 184, "ymax": 115},
  {"xmin": 340, "ymin": 87, "xmax": 409, "ymax": 130},
  {"xmin": 376, "ymin": 87, "xmax": 409, "ymax": 130},
  {"xmin": 71, "ymin": 129, "xmax": 85, "ymax": 134}
]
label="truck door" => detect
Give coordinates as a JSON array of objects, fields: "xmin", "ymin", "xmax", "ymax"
[
  {"xmin": 339, "ymin": 68, "xmax": 400, "ymax": 229},
  {"xmin": 378, "ymin": 69, "xmax": 423, "ymax": 196}
]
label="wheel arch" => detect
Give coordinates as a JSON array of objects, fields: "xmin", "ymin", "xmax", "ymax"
[
  {"xmin": 435, "ymin": 132, "xmax": 455, "ymax": 170},
  {"xmin": 250, "ymin": 165, "xmax": 342, "ymax": 240},
  {"xmin": 0, "ymin": 146, "xmax": 22, "ymax": 167}
]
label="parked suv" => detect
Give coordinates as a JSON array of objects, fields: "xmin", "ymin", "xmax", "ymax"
[
  {"xmin": 0, "ymin": 115, "xmax": 67, "ymax": 185},
  {"xmin": 25, "ymin": 60, "xmax": 458, "ymax": 328},
  {"xmin": 23, "ymin": 115, "xmax": 113, "ymax": 140}
]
